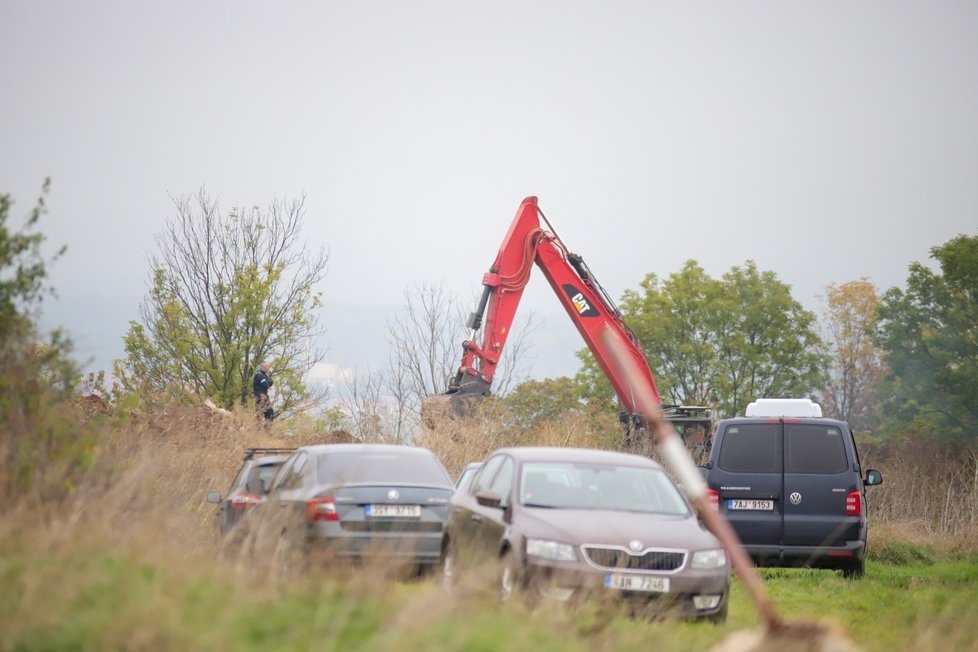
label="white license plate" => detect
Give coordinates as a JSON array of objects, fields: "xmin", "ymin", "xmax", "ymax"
[
  {"xmin": 604, "ymin": 574, "xmax": 670, "ymax": 593},
  {"xmin": 728, "ymin": 499, "xmax": 774, "ymax": 511},
  {"xmin": 365, "ymin": 504, "xmax": 421, "ymax": 518}
]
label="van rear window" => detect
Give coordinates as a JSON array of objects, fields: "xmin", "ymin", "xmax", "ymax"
[
  {"xmin": 785, "ymin": 425, "xmax": 848, "ymax": 474},
  {"xmin": 718, "ymin": 424, "xmax": 781, "ymax": 473}
]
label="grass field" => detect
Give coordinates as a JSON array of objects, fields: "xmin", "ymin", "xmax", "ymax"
[{"xmin": 3, "ymin": 529, "xmax": 977, "ymax": 652}]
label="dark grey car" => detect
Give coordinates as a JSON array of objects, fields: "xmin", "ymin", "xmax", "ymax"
[
  {"xmin": 255, "ymin": 444, "xmax": 454, "ymax": 570},
  {"xmin": 444, "ymin": 447, "xmax": 730, "ymax": 621},
  {"xmin": 207, "ymin": 448, "xmax": 294, "ymax": 536}
]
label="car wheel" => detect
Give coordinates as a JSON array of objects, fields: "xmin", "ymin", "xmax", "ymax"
[{"xmin": 841, "ymin": 557, "xmax": 865, "ymax": 579}]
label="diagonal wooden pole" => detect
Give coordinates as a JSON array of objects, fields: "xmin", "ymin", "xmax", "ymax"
[{"xmin": 599, "ymin": 328, "xmax": 783, "ymax": 631}]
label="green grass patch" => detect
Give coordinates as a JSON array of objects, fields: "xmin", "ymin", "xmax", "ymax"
[{"xmin": 3, "ymin": 542, "xmax": 978, "ymax": 652}]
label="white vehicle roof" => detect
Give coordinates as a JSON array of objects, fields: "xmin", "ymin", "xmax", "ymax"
[{"xmin": 744, "ymin": 398, "xmax": 823, "ymax": 418}]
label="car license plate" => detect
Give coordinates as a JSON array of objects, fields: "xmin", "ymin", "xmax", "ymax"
[
  {"xmin": 728, "ymin": 499, "xmax": 774, "ymax": 511},
  {"xmin": 604, "ymin": 574, "xmax": 670, "ymax": 593},
  {"xmin": 365, "ymin": 504, "xmax": 421, "ymax": 518}
]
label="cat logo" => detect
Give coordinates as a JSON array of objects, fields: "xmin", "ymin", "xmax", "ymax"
[
  {"xmin": 562, "ymin": 284, "xmax": 600, "ymax": 317},
  {"xmin": 572, "ymin": 292, "xmax": 591, "ymax": 315}
]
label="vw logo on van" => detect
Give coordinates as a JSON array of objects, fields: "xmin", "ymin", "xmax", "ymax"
[{"xmin": 789, "ymin": 492, "xmax": 802, "ymax": 505}]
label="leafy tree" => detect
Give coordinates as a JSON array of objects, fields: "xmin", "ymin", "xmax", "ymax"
[
  {"xmin": 0, "ymin": 181, "xmax": 98, "ymax": 500},
  {"xmin": 875, "ymin": 234, "xmax": 978, "ymax": 442},
  {"xmin": 576, "ymin": 260, "xmax": 825, "ymax": 418},
  {"xmin": 819, "ymin": 279, "xmax": 885, "ymax": 432},
  {"xmin": 0, "ymin": 178, "xmax": 65, "ymax": 340},
  {"xmin": 711, "ymin": 261, "xmax": 826, "ymax": 416},
  {"xmin": 116, "ymin": 190, "xmax": 327, "ymax": 414},
  {"xmin": 504, "ymin": 376, "xmax": 583, "ymax": 428}
]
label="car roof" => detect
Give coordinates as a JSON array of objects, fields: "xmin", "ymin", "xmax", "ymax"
[
  {"xmin": 294, "ymin": 443, "xmax": 437, "ymax": 457},
  {"xmin": 718, "ymin": 416, "xmax": 848, "ymax": 428},
  {"xmin": 490, "ymin": 446, "xmax": 663, "ymax": 468}
]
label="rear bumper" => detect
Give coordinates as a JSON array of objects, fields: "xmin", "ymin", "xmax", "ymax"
[
  {"xmin": 308, "ymin": 525, "xmax": 445, "ymax": 565},
  {"xmin": 746, "ymin": 539, "xmax": 865, "ymax": 568}
]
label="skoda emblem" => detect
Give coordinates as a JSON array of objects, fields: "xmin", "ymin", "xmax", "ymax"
[
  {"xmin": 387, "ymin": 489, "xmax": 400, "ymax": 501},
  {"xmin": 789, "ymin": 492, "xmax": 802, "ymax": 505},
  {"xmin": 628, "ymin": 540, "xmax": 644, "ymax": 552}
]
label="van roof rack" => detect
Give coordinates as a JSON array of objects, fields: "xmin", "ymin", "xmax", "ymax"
[{"xmin": 243, "ymin": 447, "xmax": 296, "ymax": 461}]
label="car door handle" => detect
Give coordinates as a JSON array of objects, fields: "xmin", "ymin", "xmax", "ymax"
[{"xmin": 471, "ymin": 514, "xmax": 483, "ymax": 522}]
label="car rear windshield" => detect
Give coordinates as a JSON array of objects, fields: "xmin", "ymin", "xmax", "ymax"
[
  {"xmin": 519, "ymin": 462, "xmax": 689, "ymax": 515},
  {"xmin": 785, "ymin": 425, "xmax": 848, "ymax": 474},
  {"xmin": 316, "ymin": 450, "xmax": 451, "ymax": 486},
  {"xmin": 718, "ymin": 424, "xmax": 781, "ymax": 473}
]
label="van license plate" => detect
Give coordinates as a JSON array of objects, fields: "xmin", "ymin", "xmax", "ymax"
[
  {"xmin": 604, "ymin": 574, "xmax": 670, "ymax": 593},
  {"xmin": 728, "ymin": 499, "xmax": 773, "ymax": 511}
]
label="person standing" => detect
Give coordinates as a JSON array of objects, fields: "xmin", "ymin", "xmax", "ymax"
[{"xmin": 253, "ymin": 362, "xmax": 275, "ymax": 421}]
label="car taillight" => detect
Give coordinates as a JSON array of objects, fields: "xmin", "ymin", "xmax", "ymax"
[
  {"xmin": 845, "ymin": 491, "xmax": 861, "ymax": 516},
  {"xmin": 306, "ymin": 496, "xmax": 338, "ymax": 522},
  {"xmin": 230, "ymin": 493, "xmax": 262, "ymax": 509},
  {"xmin": 706, "ymin": 489, "xmax": 719, "ymax": 510}
]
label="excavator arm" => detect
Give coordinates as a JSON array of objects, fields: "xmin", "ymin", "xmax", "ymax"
[{"xmin": 429, "ymin": 196, "xmax": 663, "ymax": 429}]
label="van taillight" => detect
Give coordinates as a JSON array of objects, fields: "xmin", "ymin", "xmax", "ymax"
[
  {"xmin": 845, "ymin": 491, "xmax": 861, "ymax": 516},
  {"xmin": 707, "ymin": 489, "xmax": 719, "ymax": 510},
  {"xmin": 306, "ymin": 496, "xmax": 338, "ymax": 522},
  {"xmin": 230, "ymin": 493, "xmax": 262, "ymax": 509}
]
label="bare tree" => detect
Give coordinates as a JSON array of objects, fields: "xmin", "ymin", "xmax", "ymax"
[
  {"xmin": 384, "ymin": 282, "xmax": 537, "ymax": 429},
  {"xmin": 117, "ymin": 188, "xmax": 328, "ymax": 414}
]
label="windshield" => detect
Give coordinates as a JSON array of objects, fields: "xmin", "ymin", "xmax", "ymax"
[
  {"xmin": 316, "ymin": 450, "xmax": 452, "ymax": 486},
  {"xmin": 519, "ymin": 462, "xmax": 689, "ymax": 515}
]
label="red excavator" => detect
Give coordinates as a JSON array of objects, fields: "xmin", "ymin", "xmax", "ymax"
[{"xmin": 422, "ymin": 196, "xmax": 711, "ymax": 448}]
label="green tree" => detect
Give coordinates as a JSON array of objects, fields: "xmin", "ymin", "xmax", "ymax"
[
  {"xmin": 0, "ymin": 178, "xmax": 65, "ymax": 340},
  {"xmin": 504, "ymin": 376, "xmax": 583, "ymax": 428},
  {"xmin": 576, "ymin": 260, "xmax": 825, "ymax": 418},
  {"xmin": 820, "ymin": 279, "xmax": 885, "ymax": 432},
  {"xmin": 875, "ymin": 234, "xmax": 978, "ymax": 442},
  {"xmin": 116, "ymin": 190, "xmax": 327, "ymax": 414}
]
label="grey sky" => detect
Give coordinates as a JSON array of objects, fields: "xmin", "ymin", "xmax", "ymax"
[{"xmin": 2, "ymin": 1, "xmax": 976, "ymax": 385}]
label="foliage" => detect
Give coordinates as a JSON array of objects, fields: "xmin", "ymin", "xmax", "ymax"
[
  {"xmin": 0, "ymin": 181, "xmax": 99, "ymax": 500},
  {"xmin": 503, "ymin": 376, "xmax": 584, "ymax": 428},
  {"xmin": 0, "ymin": 178, "xmax": 65, "ymax": 339},
  {"xmin": 576, "ymin": 260, "xmax": 826, "ymax": 418},
  {"xmin": 875, "ymin": 234, "xmax": 978, "ymax": 442},
  {"xmin": 115, "ymin": 190, "xmax": 328, "ymax": 415},
  {"xmin": 819, "ymin": 279, "xmax": 886, "ymax": 432}
]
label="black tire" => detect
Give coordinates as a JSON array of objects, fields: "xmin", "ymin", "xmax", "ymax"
[{"xmin": 841, "ymin": 557, "xmax": 865, "ymax": 579}]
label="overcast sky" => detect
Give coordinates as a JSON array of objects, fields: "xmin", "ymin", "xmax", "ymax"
[{"xmin": 2, "ymin": 1, "xmax": 976, "ymax": 389}]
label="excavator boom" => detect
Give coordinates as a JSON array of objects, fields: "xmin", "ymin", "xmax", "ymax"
[{"xmin": 424, "ymin": 197, "xmax": 671, "ymax": 434}]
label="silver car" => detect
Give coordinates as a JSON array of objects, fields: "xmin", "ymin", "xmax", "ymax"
[
  {"xmin": 254, "ymin": 444, "xmax": 454, "ymax": 571},
  {"xmin": 444, "ymin": 447, "xmax": 731, "ymax": 621}
]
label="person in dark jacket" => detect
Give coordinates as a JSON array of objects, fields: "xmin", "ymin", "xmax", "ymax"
[{"xmin": 253, "ymin": 362, "xmax": 275, "ymax": 421}]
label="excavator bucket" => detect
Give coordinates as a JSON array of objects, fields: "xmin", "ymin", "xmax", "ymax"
[{"xmin": 420, "ymin": 391, "xmax": 486, "ymax": 429}]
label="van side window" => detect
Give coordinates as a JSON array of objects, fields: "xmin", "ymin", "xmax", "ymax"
[
  {"xmin": 718, "ymin": 424, "xmax": 781, "ymax": 473},
  {"xmin": 786, "ymin": 425, "xmax": 847, "ymax": 473}
]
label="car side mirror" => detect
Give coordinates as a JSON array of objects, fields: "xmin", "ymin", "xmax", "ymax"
[
  {"xmin": 865, "ymin": 469, "xmax": 883, "ymax": 486},
  {"xmin": 206, "ymin": 490, "xmax": 221, "ymax": 504},
  {"xmin": 475, "ymin": 490, "xmax": 503, "ymax": 509}
]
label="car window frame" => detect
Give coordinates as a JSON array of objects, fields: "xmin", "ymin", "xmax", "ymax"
[
  {"xmin": 488, "ymin": 456, "xmax": 515, "ymax": 507},
  {"xmin": 471, "ymin": 455, "xmax": 505, "ymax": 495}
]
